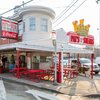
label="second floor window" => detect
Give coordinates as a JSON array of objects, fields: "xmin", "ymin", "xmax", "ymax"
[
  {"xmin": 29, "ymin": 17, "xmax": 36, "ymax": 31},
  {"xmin": 23, "ymin": 20, "xmax": 25, "ymax": 32},
  {"xmin": 18, "ymin": 22, "xmax": 23, "ymax": 36},
  {"xmin": 41, "ymin": 18, "xmax": 48, "ymax": 32}
]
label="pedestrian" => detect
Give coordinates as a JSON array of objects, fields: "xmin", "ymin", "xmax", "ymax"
[{"xmin": 0, "ymin": 58, "xmax": 3, "ymax": 67}]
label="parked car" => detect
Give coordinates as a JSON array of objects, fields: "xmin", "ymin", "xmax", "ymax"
[
  {"xmin": 63, "ymin": 58, "xmax": 78, "ymax": 68},
  {"xmin": 79, "ymin": 58, "xmax": 100, "ymax": 74},
  {"xmin": 63, "ymin": 58, "xmax": 100, "ymax": 74},
  {"xmin": 95, "ymin": 57, "xmax": 100, "ymax": 67}
]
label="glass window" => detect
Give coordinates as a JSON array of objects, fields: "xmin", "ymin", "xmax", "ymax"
[
  {"xmin": 18, "ymin": 23, "xmax": 23, "ymax": 35},
  {"xmin": 41, "ymin": 18, "xmax": 48, "ymax": 32},
  {"xmin": 23, "ymin": 20, "xmax": 25, "ymax": 32},
  {"xmin": 29, "ymin": 17, "xmax": 36, "ymax": 31},
  {"xmin": 80, "ymin": 58, "xmax": 91, "ymax": 64}
]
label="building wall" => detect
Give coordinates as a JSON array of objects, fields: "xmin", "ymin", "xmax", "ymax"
[
  {"xmin": 22, "ymin": 13, "xmax": 52, "ymax": 42},
  {"xmin": 11, "ymin": 6, "xmax": 55, "ymax": 43},
  {"xmin": 0, "ymin": 38, "xmax": 17, "ymax": 45}
]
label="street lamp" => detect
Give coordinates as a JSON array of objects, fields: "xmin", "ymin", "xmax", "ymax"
[
  {"xmin": 52, "ymin": 31, "xmax": 58, "ymax": 85},
  {"xmin": 96, "ymin": 0, "xmax": 100, "ymax": 46}
]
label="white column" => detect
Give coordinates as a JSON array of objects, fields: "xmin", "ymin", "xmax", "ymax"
[
  {"xmin": 52, "ymin": 39, "xmax": 58, "ymax": 85},
  {"xmin": 27, "ymin": 53, "xmax": 31, "ymax": 69},
  {"xmin": 27, "ymin": 57, "xmax": 31, "ymax": 69}
]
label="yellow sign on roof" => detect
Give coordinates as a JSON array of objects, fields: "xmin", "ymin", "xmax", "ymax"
[{"xmin": 72, "ymin": 19, "xmax": 90, "ymax": 36}]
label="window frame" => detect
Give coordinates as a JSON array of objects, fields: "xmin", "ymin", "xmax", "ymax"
[
  {"xmin": 23, "ymin": 20, "xmax": 25, "ymax": 32},
  {"xmin": 29, "ymin": 17, "xmax": 36, "ymax": 31},
  {"xmin": 40, "ymin": 18, "xmax": 48, "ymax": 32}
]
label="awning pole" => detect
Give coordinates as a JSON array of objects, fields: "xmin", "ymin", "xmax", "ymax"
[
  {"xmin": 61, "ymin": 46, "xmax": 64, "ymax": 83},
  {"xmin": 91, "ymin": 53, "xmax": 94, "ymax": 79},
  {"xmin": 58, "ymin": 52, "xmax": 61, "ymax": 71},
  {"xmin": 77, "ymin": 53, "xmax": 80, "ymax": 68},
  {"xmin": 16, "ymin": 50, "xmax": 20, "ymax": 78},
  {"xmin": 53, "ymin": 41, "xmax": 58, "ymax": 85}
]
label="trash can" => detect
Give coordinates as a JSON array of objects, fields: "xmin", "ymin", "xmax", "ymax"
[{"xmin": 57, "ymin": 71, "xmax": 61, "ymax": 83}]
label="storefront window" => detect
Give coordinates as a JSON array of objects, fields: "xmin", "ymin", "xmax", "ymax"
[
  {"xmin": 40, "ymin": 18, "xmax": 48, "ymax": 32},
  {"xmin": 29, "ymin": 17, "xmax": 36, "ymax": 31}
]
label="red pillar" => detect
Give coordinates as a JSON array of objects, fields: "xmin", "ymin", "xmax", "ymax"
[
  {"xmin": 57, "ymin": 52, "xmax": 62, "ymax": 83},
  {"xmin": 58, "ymin": 52, "xmax": 61, "ymax": 71},
  {"xmin": 16, "ymin": 50, "xmax": 20, "ymax": 78},
  {"xmin": 77, "ymin": 53, "xmax": 80, "ymax": 68},
  {"xmin": 91, "ymin": 53, "xmax": 94, "ymax": 79}
]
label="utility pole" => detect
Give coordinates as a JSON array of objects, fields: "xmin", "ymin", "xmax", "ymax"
[
  {"xmin": 96, "ymin": 0, "xmax": 100, "ymax": 46},
  {"xmin": 22, "ymin": 1, "xmax": 25, "ymax": 8},
  {"xmin": 52, "ymin": 31, "xmax": 58, "ymax": 85}
]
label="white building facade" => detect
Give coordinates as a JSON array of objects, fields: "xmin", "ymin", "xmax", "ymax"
[
  {"xmin": 11, "ymin": 6, "xmax": 55, "ymax": 42},
  {"xmin": 0, "ymin": 5, "xmax": 94, "ymax": 83}
]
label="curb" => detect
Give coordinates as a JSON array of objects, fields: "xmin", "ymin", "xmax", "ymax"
[{"xmin": 1, "ymin": 76, "xmax": 64, "ymax": 94}]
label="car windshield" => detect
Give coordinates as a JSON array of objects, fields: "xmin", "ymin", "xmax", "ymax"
[{"xmin": 80, "ymin": 59, "xmax": 91, "ymax": 64}]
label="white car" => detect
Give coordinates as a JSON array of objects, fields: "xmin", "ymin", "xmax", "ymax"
[
  {"xmin": 63, "ymin": 58, "xmax": 100, "ymax": 74},
  {"xmin": 95, "ymin": 57, "xmax": 100, "ymax": 67},
  {"xmin": 63, "ymin": 58, "xmax": 77, "ymax": 68},
  {"xmin": 80, "ymin": 58, "xmax": 100, "ymax": 74}
]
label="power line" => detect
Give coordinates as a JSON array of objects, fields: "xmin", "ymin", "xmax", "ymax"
[
  {"xmin": 53, "ymin": 0, "xmax": 79, "ymax": 24},
  {"xmin": 0, "ymin": 0, "xmax": 34, "ymax": 16},
  {"xmin": 52, "ymin": 6, "xmax": 71, "ymax": 8},
  {"xmin": 53, "ymin": 0, "xmax": 77, "ymax": 23},
  {"xmin": 53, "ymin": 0, "xmax": 88, "ymax": 28}
]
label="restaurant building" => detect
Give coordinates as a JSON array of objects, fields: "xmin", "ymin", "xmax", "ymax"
[{"xmin": 0, "ymin": 5, "xmax": 94, "ymax": 83}]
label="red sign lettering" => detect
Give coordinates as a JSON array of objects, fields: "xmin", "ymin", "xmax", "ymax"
[
  {"xmin": 0, "ymin": 17, "xmax": 18, "ymax": 39},
  {"xmin": 67, "ymin": 32, "xmax": 94, "ymax": 46}
]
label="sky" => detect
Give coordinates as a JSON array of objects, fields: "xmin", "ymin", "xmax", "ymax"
[{"xmin": 0, "ymin": 0, "xmax": 99, "ymax": 45}]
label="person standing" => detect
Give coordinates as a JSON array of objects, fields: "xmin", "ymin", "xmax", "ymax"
[{"xmin": 2, "ymin": 56, "xmax": 6, "ymax": 69}]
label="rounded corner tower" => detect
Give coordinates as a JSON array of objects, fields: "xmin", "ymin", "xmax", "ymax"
[{"xmin": 11, "ymin": 5, "xmax": 56, "ymax": 42}]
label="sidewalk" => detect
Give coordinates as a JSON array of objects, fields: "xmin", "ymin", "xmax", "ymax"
[{"xmin": 0, "ymin": 73, "xmax": 100, "ymax": 96}]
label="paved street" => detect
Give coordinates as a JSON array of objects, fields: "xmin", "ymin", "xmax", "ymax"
[
  {"xmin": 4, "ymin": 81, "xmax": 36, "ymax": 100},
  {"xmin": 2, "ymin": 73, "xmax": 100, "ymax": 100},
  {"xmin": 4, "ymin": 80, "xmax": 56, "ymax": 100},
  {"xmin": 0, "ymin": 72, "xmax": 100, "ymax": 100}
]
